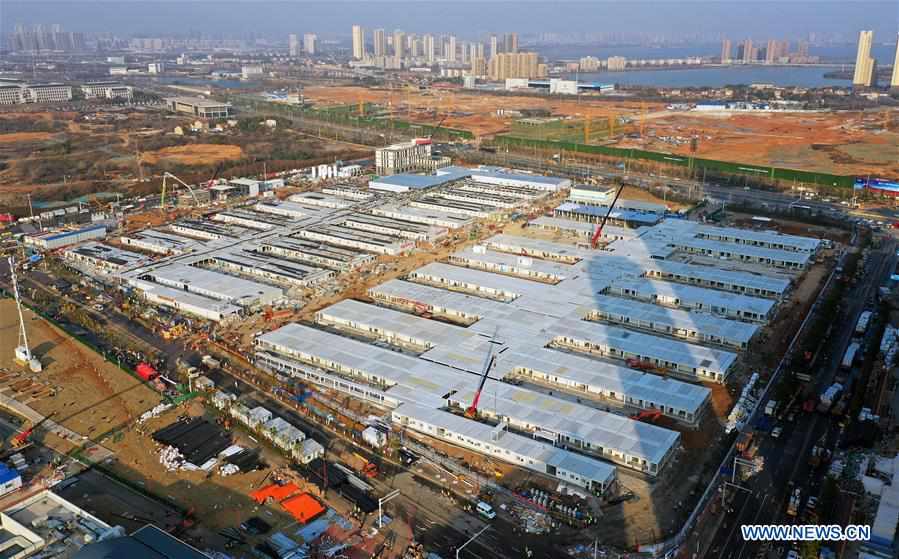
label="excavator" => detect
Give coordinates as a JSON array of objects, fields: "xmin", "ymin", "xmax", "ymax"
[
  {"xmin": 10, "ymin": 413, "xmax": 56, "ymax": 449},
  {"xmin": 589, "ymin": 183, "xmax": 626, "ymax": 249}
]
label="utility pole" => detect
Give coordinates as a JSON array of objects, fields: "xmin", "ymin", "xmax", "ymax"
[{"xmin": 456, "ymin": 524, "xmax": 489, "ymax": 559}]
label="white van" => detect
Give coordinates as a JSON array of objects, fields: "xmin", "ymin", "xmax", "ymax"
[{"xmin": 476, "ymin": 501, "xmax": 496, "ymax": 520}]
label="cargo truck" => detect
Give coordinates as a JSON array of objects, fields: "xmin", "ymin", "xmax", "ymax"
[
  {"xmin": 855, "ymin": 311, "xmax": 872, "ymax": 336},
  {"xmin": 841, "ymin": 343, "xmax": 860, "ymax": 371},
  {"xmin": 817, "ymin": 383, "xmax": 843, "ymax": 413}
]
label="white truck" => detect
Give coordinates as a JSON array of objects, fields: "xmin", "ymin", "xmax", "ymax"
[
  {"xmin": 855, "ymin": 311, "xmax": 873, "ymax": 336},
  {"xmin": 841, "ymin": 342, "xmax": 860, "ymax": 371},
  {"xmin": 818, "ymin": 383, "xmax": 843, "ymax": 413},
  {"xmin": 764, "ymin": 400, "xmax": 778, "ymax": 416}
]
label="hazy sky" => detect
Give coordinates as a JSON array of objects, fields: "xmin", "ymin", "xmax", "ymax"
[{"xmin": 3, "ymin": 1, "xmax": 898, "ymax": 40}]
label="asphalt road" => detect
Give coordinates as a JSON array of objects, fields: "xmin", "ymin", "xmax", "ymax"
[{"xmin": 702, "ymin": 234, "xmax": 896, "ymax": 558}]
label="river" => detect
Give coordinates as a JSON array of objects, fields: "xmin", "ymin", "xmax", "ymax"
[{"xmin": 563, "ymin": 65, "xmax": 851, "ymax": 88}]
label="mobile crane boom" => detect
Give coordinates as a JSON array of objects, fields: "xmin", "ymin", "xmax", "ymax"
[{"xmin": 590, "ymin": 183, "xmax": 625, "ymax": 249}]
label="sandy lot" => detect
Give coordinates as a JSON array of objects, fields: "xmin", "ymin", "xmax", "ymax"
[
  {"xmin": 0, "ymin": 131, "xmax": 56, "ymax": 144},
  {"xmin": 141, "ymin": 144, "xmax": 244, "ymax": 166},
  {"xmin": 0, "ymin": 299, "xmax": 160, "ymax": 442},
  {"xmin": 620, "ymin": 110, "xmax": 899, "ymax": 176},
  {"xmin": 303, "ymin": 85, "xmax": 654, "ymax": 138}
]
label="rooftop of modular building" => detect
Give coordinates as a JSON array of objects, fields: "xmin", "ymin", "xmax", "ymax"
[
  {"xmin": 485, "ymin": 234, "xmax": 595, "ymax": 260},
  {"xmin": 448, "ymin": 246, "xmax": 572, "ymax": 279},
  {"xmin": 550, "ymin": 318, "xmax": 738, "ymax": 375},
  {"xmin": 415, "ymin": 195, "xmax": 503, "ymax": 214},
  {"xmin": 342, "ymin": 212, "xmax": 445, "ymax": 235},
  {"xmin": 25, "ymin": 223, "xmax": 106, "ymax": 241},
  {"xmin": 695, "ymin": 224, "xmax": 822, "ymax": 252},
  {"xmin": 369, "ymin": 278, "xmax": 507, "ymax": 319},
  {"xmin": 322, "ymin": 186, "xmax": 376, "ymax": 199},
  {"xmin": 638, "ymin": 259, "xmax": 791, "ymax": 295},
  {"xmin": 586, "ymin": 293, "xmax": 759, "ymax": 343},
  {"xmin": 441, "ymin": 189, "xmax": 525, "ymax": 207},
  {"xmin": 288, "ymin": 192, "xmax": 353, "ymax": 208},
  {"xmin": 130, "ymin": 278, "xmax": 242, "ymax": 315},
  {"xmin": 122, "ymin": 229, "xmax": 201, "ymax": 250},
  {"xmin": 555, "ymin": 202, "xmax": 662, "ymax": 225},
  {"xmin": 370, "ymin": 166, "xmax": 473, "ymax": 190},
  {"xmin": 528, "ymin": 216, "xmax": 645, "ymax": 240},
  {"xmin": 370, "ymin": 166, "xmax": 570, "ymax": 192},
  {"xmin": 393, "ymin": 403, "xmax": 617, "ymax": 484},
  {"xmin": 254, "ymin": 200, "xmax": 331, "ymax": 217},
  {"xmin": 372, "ymin": 203, "xmax": 475, "ymax": 226},
  {"xmin": 672, "ymin": 237, "xmax": 813, "ymax": 265},
  {"xmin": 457, "ymin": 181, "xmax": 548, "ymax": 198},
  {"xmin": 319, "ymin": 295, "xmax": 713, "ymax": 416},
  {"xmin": 317, "ymin": 298, "xmax": 480, "ymax": 348},
  {"xmin": 606, "ymin": 277, "xmax": 776, "ymax": 316},
  {"xmin": 473, "ymin": 166, "xmax": 571, "ymax": 188},
  {"xmin": 142, "ymin": 263, "xmax": 283, "ymax": 304},
  {"xmin": 217, "ymin": 208, "xmax": 296, "ymax": 225},
  {"xmin": 496, "ymin": 346, "xmax": 711, "ymax": 414},
  {"xmin": 263, "ymin": 236, "xmax": 370, "ymax": 261},
  {"xmin": 208, "ymin": 250, "xmax": 331, "ymax": 282},
  {"xmin": 408, "ymin": 261, "xmax": 571, "ymax": 301},
  {"xmin": 171, "ymin": 219, "xmax": 243, "ymax": 238},
  {"xmin": 67, "ymin": 241, "xmax": 147, "ymax": 268},
  {"xmin": 258, "ymin": 322, "xmax": 680, "ymax": 464},
  {"xmin": 300, "ymin": 223, "xmax": 408, "ymax": 247}
]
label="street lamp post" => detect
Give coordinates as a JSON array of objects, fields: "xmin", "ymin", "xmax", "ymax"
[
  {"xmin": 456, "ymin": 524, "xmax": 490, "ymax": 559},
  {"xmin": 378, "ymin": 489, "xmax": 400, "ymax": 528}
]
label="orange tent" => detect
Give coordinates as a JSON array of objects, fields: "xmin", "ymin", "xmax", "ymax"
[
  {"xmin": 280, "ymin": 493, "xmax": 325, "ymax": 524},
  {"xmin": 250, "ymin": 482, "xmax": 301, "ymax": 504}
]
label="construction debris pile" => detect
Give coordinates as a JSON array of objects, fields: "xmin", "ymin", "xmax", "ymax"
[
  {"xmin": 509, "ymin": 503, "xmax": 552, "ymax": 534},
  {"xmin": 139, "ymin": 402, "xmax": 173, "ymax": 423},
  {"xmin": 726, "ymin": 372, "xmax": 760, "ymax": 434}
]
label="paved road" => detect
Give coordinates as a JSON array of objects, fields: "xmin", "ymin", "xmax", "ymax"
[{"xmin": 701, "ymin": 234, "xmax": 896, "ymax": 558}]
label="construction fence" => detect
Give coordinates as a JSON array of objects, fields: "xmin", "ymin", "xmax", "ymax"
[{"xmin": 493, "ymin": 135, "xmax": 855, "ymax": 189}]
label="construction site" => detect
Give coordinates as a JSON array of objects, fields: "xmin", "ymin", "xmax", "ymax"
[
  {"xmin": 297, "ymin": 85, "xmax": 899, "ymax": 180},
  {"xmin": 0, "ymin": 142, "xmax": 851, "ymax": 558}
]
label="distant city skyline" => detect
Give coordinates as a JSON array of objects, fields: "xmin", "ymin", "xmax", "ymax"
[{"xmin": 3, "ymin": 1, "xmax": 898, "ymax": 40}]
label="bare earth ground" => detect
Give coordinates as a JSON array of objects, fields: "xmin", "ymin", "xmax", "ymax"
[
  {"xmin": 0, "ymin": 131, "xmax": 57, "ymax": 144},
  {"xmin": 0, "ymin": 299, "xmax": 161, "ymax": 442},
  {"xmin": 140, "ymin": 144, "xmax": 244, "ymax": 166},
  {"xmin": 619, "ymin": 110, "xmax": 899, "ymax": 177},
  {"xmin": 302, "ymin": 85, "xmax": 656, "ymax": 138}
]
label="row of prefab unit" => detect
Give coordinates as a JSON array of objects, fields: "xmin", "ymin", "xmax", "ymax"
[
  {"xmin": 211, "ymin": 391, "xmax": 325, "ymax": 465},
  {"xmin": 252, "ymin": 219, "xmax": 822, "ymax": 485}
]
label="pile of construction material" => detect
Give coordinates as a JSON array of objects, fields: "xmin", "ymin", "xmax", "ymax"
[
  {"xmin": 510, "ymin": 504, "xmax": 552, "ymax": 534},
  {"xmin": 153, "ymin": 417, "xmax": 232, "ymax": 472},
  {"xmin": 139, "ymin": 403, "xmax": 173, "ymax": 423},
  {"xmin": 726, "ymin": 372, "xmax": 760, "ymax": 434},
  {"xmin": 159, "ymin": 445, "xmax": 187, "ymax": 472}
]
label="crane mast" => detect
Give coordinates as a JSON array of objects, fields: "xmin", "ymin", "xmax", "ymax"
[{"xmin": 8, "ymin": 257, "xmax": 41, "ymax": 372}]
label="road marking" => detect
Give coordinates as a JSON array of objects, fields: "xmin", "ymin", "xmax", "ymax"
[{"xmin": 735, "ymin": 492, "xmax": 769, "ymax": 559}]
